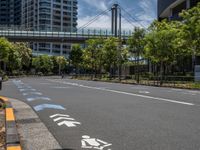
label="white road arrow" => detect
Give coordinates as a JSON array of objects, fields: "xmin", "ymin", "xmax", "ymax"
[
  {"xmin": 50, "ymin": 114, "xmax": 70, "ymax": 118},
  {"xmin": 57, "ymin": 120, "xmax": 81, "ymax": 127},
  {"xmin": 53, "ymin": 117, "xmax": 75, "ymax": 122},
  {"xmin": 50, "ymin": 114, "xmax": 81, "ymax": 127}
]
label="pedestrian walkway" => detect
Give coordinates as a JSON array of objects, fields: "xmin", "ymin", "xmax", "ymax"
[{"xmin": 10, "ymin": 99, "xmax": 61, "ymax": 150}]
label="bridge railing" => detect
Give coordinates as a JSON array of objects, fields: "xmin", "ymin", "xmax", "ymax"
[{"xmin": 0, "ymin": 28, "xmax": 132, "ymax": 39}]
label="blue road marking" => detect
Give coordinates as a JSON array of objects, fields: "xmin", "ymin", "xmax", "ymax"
[{"xmin": 34, "ymin": 104, "xmax": 66, "ymax": 111}]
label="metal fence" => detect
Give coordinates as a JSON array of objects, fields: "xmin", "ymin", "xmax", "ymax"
[{"xmin": 69, "ymin": 74, "xmax": 200, "ymax": 89}]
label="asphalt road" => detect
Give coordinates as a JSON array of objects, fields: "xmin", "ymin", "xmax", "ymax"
[{"xmin": 1, "ymin": 76, "xmax": 200, "ymax": 150}]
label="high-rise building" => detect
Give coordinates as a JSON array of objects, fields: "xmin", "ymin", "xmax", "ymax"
[
  {"xmin": 158, "ymin": 0, "xmax": 200, "ymax": 20},
  {"xmin": 22, "ymin": 0, "xmax": 77, "ymax": 32},
  {"xmin": 21, "ymin": 0, "xmax": 78, "ymax": 57},
  {"xmin": 0, "ymin": 0, "xmax": 78, "ymax": 57},
  {"xmin": 0, "ymin": 0, "xmax": 21, "ymax": 26}
]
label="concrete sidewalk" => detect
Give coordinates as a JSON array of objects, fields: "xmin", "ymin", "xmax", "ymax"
[{"xmin": 10, "ymin": 99, "xmax": 61, "ymax": 150}]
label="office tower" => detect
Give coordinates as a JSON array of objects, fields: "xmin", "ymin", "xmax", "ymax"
[
  {"xmin": 158, "ymin": 0, "xmax": 200, "ymax": 20},
  {"xmin": 21, "ymin": 0, "xmax": 78, "ymax": 57},
  {"xmin": 0, "ymin": 0, "xmax": 21, "ymax": 26}
]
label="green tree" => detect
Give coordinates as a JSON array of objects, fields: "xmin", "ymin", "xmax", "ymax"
[
  {"xmin": 51, "ymin": 56, "xmax": 59, "ymax": 74},
  {"xmin": 69, "ymin": 44, "xmax": 83, "ymax": 73},
  {"xmin": 180, "ymin": 3, "xmax": 200, "ymax": 70},
  {"xmin": 0, "ymin": 38, "xmax": 12, "ymax": 71},
  {"xmin": 7, "ymin": 45, "xmax": 21, "ymax": 73},
  {"xmin": 128, "ymin": 27, "xmax": 146, "ymax": 83},
  {"xmin": 32, "ymin": 55, "xmax": 53, "ymax": 74},
  {"xmin": 56, "ymin": 56, "xmax": 67, "ymax": 75},
  {"xmin": 32, "ymin": 57, "xmax": 41, "ymax": 73},
  {"xmin": 14, "ymin": 43, "xmax": 32, "ymax": 69},
  {"xmin": 82, "ymin": 38, "xmax": 104, "ymax": 76},
  {"xmin": 102, "ymin": 37, "xmax": 118, "ymax": 76},
  {"xmin": 144, "ymin": 20, "xmax": 181, "ymax": 84}
]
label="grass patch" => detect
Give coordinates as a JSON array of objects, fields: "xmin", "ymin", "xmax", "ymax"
[{"xmin": 189, "ymin": 83, "xmax": 200, "ymax": 89}]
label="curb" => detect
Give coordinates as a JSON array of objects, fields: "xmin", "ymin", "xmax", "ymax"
[{"xmin": 0, "ymin": 96, "xmax": 22, "ymax": 150}]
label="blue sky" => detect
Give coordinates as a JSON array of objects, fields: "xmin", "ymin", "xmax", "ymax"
[{"xmin": 77, "ymin": 0, "xmax": 157, "ymax": 30}]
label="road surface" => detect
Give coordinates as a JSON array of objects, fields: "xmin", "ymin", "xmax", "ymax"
[{"xmin": 1, "ymin": 77, "xmax": 200, "ymax": 150}]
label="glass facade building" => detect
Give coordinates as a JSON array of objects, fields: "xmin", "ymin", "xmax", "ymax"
[
  {"xmin": 0, "ymin": 0, "xmax": 21, "ymax": 25},
  {"xmin": 158, "ymin": 0, "xmax": 200, "ymax": 20},
  {"xmin": 22, "ymin": 0, "xmax": 78, "ymax": 57},
  {"xmin": 0, "ymin": 0, "xmax": 78, "ymax": 57}
]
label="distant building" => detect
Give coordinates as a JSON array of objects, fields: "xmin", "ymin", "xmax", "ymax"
[
  {"xmin": 0, "ymin": 0, "xmax": 78, "ymax": 57},
  {"xmin": 158, "ymin": 0, "xmax": 200, "ymax": 20},
  {"xmin": 22, "ymin": 0, "xmax": 78, "ymax": 57},
  {"xmin": 0, "ymin": 0, "xmax": 21, "ymax": 26}
]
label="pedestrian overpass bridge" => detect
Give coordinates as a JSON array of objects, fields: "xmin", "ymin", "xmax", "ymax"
[{"xmin": 0, "ymin": 29, "xmax": 132, "ymax": 43}]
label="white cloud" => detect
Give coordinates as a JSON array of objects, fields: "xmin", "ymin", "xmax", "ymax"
[
  {"xmin": 81, "ymin": 0, "xmax": 110, "ymax": 11},
  {"xmin": 78, "ymin": 0, "xmax": 157, "ymax": 29},
  {"xmin": 78, "ymin": 14, "xmax": 140, "ymax": 30}
]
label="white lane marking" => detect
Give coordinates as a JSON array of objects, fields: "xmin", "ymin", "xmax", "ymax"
[
  {"xmin": 171, "ymin": 89, "xmax": 183, "ymax": 91},
  {"xmin": 19, "ymin": 88, "xmax": 36, "ymax": 92},
  {"xmin": 26, "ymin": 97, "xmax": 51, "ymax": 102},
  {"xmin": 47, "ymin": 80, "xmax": 194, "ymax": 106},
  {"xmin": 99, "ymin": 87, "xmax": 194, "ymax": 106},
  {"xmin": 97, "ymin": 87, "xmax": 109, "ymax": 90},
  {"xmin": 181, "ymin": 92, "xmax": 196, "ymax": 96},
  {"xmin": 139, "ymin": 91, "xmax": 150, "ymax": 94},
  {"xmin": 81, "ymin": 135, "xmax": 112, "ymax": 150},
  {"xmin": 50, "ymin": 114, "xmax": 81, "ymax": 127},
  {"xmin": 23, "ymin": 92, "xmax": 42, "ymax": 96},
  {"xmin": 18, "ymin": 85, "xmax": 32, "ymax": 89},
  {"xmin": 131, "ymin": 87, "xmax": 148, "ymax": 90},
  {"xmin": 40, "ymin": 83, "xmax": 51, "ymax": 85},
  {"xmin": 188, "ymin": 91, "xmax": 200, "ymax": 94},
  {"xmin": 50, "ymin": 86, "xmax": 70, "ymax": 89}
]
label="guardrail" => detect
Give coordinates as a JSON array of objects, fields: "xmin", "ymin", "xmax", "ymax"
[
  {"xmin": 0, "ymin": 30, "xmax": 131, "ymax": 43},
  {"xmin": 0, "ymin": 30, "xmax": 131, "ymax": 39}
]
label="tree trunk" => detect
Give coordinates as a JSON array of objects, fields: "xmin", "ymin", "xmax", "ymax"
[
  {"xmin": 58, "ymin": 63, "xmax": 61, "ymax": 75},
  {"xmin": 137, "ymin": 53, "xmax": 140, "ymax": 84},
  {"xmin": 109, "ymin": 65, "xmax": 112, "ymax": 79},
  {"xmin": 3, "ymin": 62, "xmax": 6, "ymax": 72},
  {"xmin": 160, "ymin": 61, "xmax": 164, "ymax": 86}
]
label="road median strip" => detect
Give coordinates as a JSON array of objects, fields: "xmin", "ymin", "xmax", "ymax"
[{"xmin": 0, "ymin": 96, "xmax": 22, "ymax": 150}]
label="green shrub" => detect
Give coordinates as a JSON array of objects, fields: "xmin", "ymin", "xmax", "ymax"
[
  {"xmin": 0, "ymin": 103, "xmax": 7, "ymax": 109},
  {"xmin": 3, "ymin": 75, "xmax": 9, "ymax": 81},
  {"xmin": 37, "ymin": 72, "xmax": 43, "ymax": 76},
  {"xmin": 191, "ymin": 83, "xmax": 200, "ymax": 89}
]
